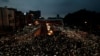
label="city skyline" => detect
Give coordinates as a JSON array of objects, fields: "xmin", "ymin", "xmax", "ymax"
[{"xmin": 0, "ymin": 0, "xmax": 100, "ymax": 18}]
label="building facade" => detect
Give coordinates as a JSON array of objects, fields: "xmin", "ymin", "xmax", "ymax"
[
  {"xmin": 0, "ymin": 7, "xmax": 26, "ymax": 35},
  {"xmin": 0, "ymin": 7, "xmax": 16, "ymax": 31}
]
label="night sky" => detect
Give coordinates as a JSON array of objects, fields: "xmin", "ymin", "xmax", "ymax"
[{"xmin": 0, "ymin": 0, "xmax": 100, "ymax": 18}]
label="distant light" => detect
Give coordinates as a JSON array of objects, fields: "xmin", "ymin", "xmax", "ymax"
[
  {"xmin": 28, "ymin": 24, "xmax": 32, "ymax": 26},
  {"xmin": 24, "ymin": 12, "xmax": 26, "ymax": 15},
  {"xmin": 48, "ymin": 30, "xmax": 53, "ymax": 35},
  {"xmin": 46, "ymin": 23, "xmax": 49, "ymax": 26},
  {"xmin": 47, "ymin": 25, "xmax": 50, "ymax": 30},
  {"xmin": 84, "ymin": 21, "xmax": 87, "ymax": 24},
  {"xmin": 49, "ymin": 30, "xmax": 53, "ymax": 33},
  {"xmin": 30, "ymin": 14, "xmax": 34, "ymax": 16},
  {"xmin": 34, "ymin": 20, "xmax": 39, "ymax": 25},
  {"xmin": 46, "ymin": 23, "xmax": 53, "ymax": 35},
  {"xmin": 48, "ymin": 32, "xmax": 51, "ymax": 35},
  {"xmin": 54, "ymin": 55, "xmax": 57, "ymax": 56}
]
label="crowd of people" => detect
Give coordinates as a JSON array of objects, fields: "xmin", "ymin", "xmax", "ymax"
[{"xmin": 0, "ymin": 26, "xmax": 100, "ymax": 56}]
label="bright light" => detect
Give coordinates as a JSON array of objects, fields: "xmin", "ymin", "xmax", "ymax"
[
  {"xmin": 46, "ymin": 23, "xmax": 51, "ymax": 30},
  {"xmin": 46, "ymin": 23, "xmax": 49, "ymax": 26},
  {"xmin": 46, "ymin": 23, "xmax": 53, "ymax": 35},
  {"xmin": 48, "ymin": 30, "xmax": 53, "ymax": 35},
  {"xmin": 47, "ymin": 25, "xmax": 50, "ymax": 30},
  {"xmin": 24, "ymin": 12, "xmax": 26, "ymax": 15},
  {"xmin": 28, "ymin": 24, "xmax": 32, "ymax": 26},
  {"xmin": 49, "ymin": 30, "xmax": 53, "ymax": 33},
  {"xmin": 34, "ymin": 20, "xmax": 39, "ymax": 25},
  {"xmin": 84, "ymin": 21, "xmax": 87, "ymax": 24},
  {"xmin": 48, "ymin": 32, "xmax": 52, "ymax": 35}
]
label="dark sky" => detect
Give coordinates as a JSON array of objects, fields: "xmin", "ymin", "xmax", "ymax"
[{"xmin": 0, "ymin": 0, "xmax": 100, "ymax": 18}]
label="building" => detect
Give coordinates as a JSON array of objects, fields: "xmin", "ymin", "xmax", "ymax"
[
  {"xmin": 26, "ymin": 10, "xmax": 41, "ymax": 24},
  {"xmin": 15, "ymin": 11, "xmax": 26, "ymax": 30},
  {"xmin": 0, "ymin": 6, "xmax": 26, "ymax": 35},
  {"xmin": 8, "ymin": 8, "xmax": 16, "ymax": 31},
  {"xmin": 0, "ymin": 7, "xmax": 16, "ymax": 32}
]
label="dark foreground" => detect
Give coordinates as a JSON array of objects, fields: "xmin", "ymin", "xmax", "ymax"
[{"xmin": 0, "ymin": 33, "xmax": 100, "ymax": 56}]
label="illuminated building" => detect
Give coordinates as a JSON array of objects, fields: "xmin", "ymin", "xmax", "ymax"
[{"xmin": 33, "ymin": 19, "xmax": 64, "ymax": 36}]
